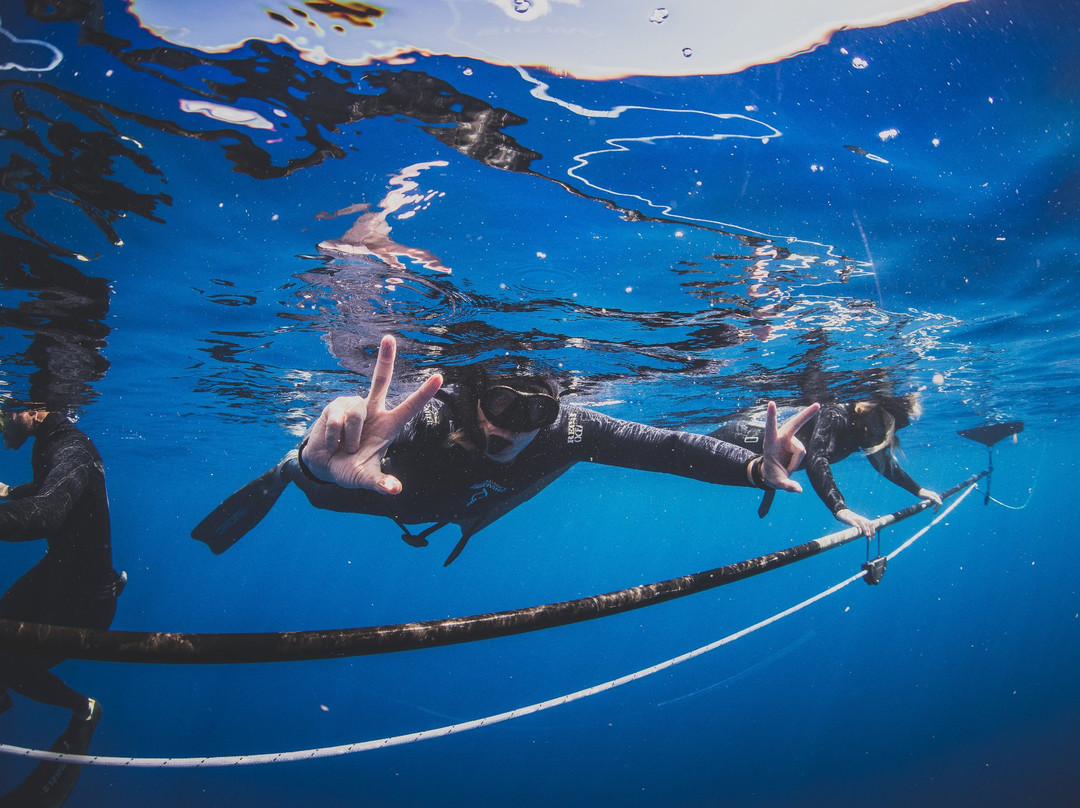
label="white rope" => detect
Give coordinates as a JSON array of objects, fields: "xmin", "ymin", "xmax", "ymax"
[
  {"xmin": 977, "ymin": 485, "xmax": 1033, "ymax": 511},
  {"xmin": 0, "ymin": 485, "xmax": 977, "ymax": 769}
]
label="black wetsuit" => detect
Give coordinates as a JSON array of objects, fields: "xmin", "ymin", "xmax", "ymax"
[
  {"xmin": 712, "ymin": 402, "xmax": 923, "ymax": 516},
  {"xmin": 0, "ymin": 413, "xmax": 123, "ymax": 709},
  {"xmin": 286, "ymin": 388, "xmax": 760, "ymax": 555}
]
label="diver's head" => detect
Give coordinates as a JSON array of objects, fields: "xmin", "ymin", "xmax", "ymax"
[
  {"xmin": 854, "ymin": 393, "xmax": 922, "ymax": 454},
  {"xmin": 475, "ymin": 374, "xmax": 560, "ymax": 463},
  {"xmin": 0, "ymin": 401, "xmax": 47, "ymax": 451}
]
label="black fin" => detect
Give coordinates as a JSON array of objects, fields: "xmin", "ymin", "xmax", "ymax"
[
  {"xmin": 757, "ymin": 490, "xmax": 775, "ymax": 518},
  {"xmin": 191, "ymin": 465, "xmax": 288, "ymax": 554},
  {"xmin": 957, "ymin": 421, "xmax": 1024, "ymax": 447},
  {"xmin": 0, "ymin": 707, "xmax": 100, "ymax": 807}
]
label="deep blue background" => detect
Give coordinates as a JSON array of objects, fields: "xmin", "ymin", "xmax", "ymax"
[{"xmin": 1, "ymin": 1, "xmax": 1077, "ymax": 805}]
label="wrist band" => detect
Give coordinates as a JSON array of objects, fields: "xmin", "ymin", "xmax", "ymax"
[
  {"xmin": 749, "ymin": 456, "xmax": 769, "ymax": 490},
  {"xmin": 296, "ymin": 438, "xmax": 330, "ymax": 484}
]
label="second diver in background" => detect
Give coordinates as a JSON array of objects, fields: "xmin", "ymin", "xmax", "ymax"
[{"xmin": 712, "ymin": 395, "xmax": 941, "ymax": 537}]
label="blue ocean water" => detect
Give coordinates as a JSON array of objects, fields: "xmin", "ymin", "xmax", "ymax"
[{"xmin": 0, "ymin": 1, "xmax": 1077, "ymax": 805}]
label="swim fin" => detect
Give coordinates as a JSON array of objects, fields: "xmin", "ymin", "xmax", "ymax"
[
  {"xmin": 757, "ymin": 489, "xmax": 775, "ymax": 518},
  {"xmin": 0, "ymin": 702, "xmax": 101, "ymax": 807},
  {"xmin": 191, "ymin": 457, "xmax": 290, "ymax": 554}
]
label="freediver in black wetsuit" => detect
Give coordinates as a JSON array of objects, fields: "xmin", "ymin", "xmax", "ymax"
[
  {"xmin": 194, "ymin": 335, "xmax": 820, "ymax": 562},
  {"xmin": 712, "ymin": 396, "xmax": 942, "ymax": 538},
  {"xmin": 0, "ymin": 404, "xmax": 125, "ymax": 730}
]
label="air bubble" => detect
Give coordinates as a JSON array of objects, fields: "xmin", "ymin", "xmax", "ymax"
[
  {"xmin": 513, "ymin": 0, "xmax": 531, "ymax": 14},
  {"xmin": 682, "ymin": 47, "xmax": 693, "ymax": 58},
  {"xmin": 649, "ymin": 8, "xmax": 669, "ymax": 24},
  {"xmin": 851, "ymin": 57, "xmax": 868, "ymax": 69}
]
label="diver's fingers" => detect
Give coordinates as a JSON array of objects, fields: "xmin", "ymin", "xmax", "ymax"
[
  {"xmin": 766, "ymin": 461, "xmax": 803, "ymax": 494},
  {"xmin": 785, "ymin": 436, "xmax": 807, "ymax": 473},
  {"xmin": 321, "ymin": 396, "xmax": 353, "ymax": 454},
  {"xmin": 340, "ymin": 397, "xmax": 369, "ymax": 455},
  {"xmin": 777, "ymin": 402, "xmax": 820, "ymax": 440},
  {"xmin": 367, "ymin": 334, "xmax": 397, "ymax": 411},
  {"xmin": 763, "ymin": 401, "xmax": 779, "ymax": 448},
  {"xmin": 387, "ymin": 373, "xmax": 443, "ymax": 432}
]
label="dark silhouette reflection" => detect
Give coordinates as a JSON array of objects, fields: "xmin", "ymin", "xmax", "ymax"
[
  {"xmin": 292, "ymin": 255, "xmax": 751, "ymax": 395},
  {"xmin": 0, "ymin": 235, "xmax": 109, "ymax": 409},
  {"xmin": 731, "ymin": 327, "xmax": 907, "ymax": 409},
  {"xmin": 4, "ymin": 5, "xmax": 909, "ymax": 428},
  {"xmin": 0, "ymin": 82, "xmax": 172, "ymax": 259},
  {"xmin": 17, "ymin": 1, "xmax": 541, "ymax": 182}
]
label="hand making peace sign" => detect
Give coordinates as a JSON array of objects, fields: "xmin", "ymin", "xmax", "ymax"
[{"xmin": 299, "ymin": 335, "xmax": 443, "ymax": 493}]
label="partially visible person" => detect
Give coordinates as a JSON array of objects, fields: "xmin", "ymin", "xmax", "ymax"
[
  {"xmin": 713, "ymin": 395, "xmax": 941, "ymax": 537},
  {"xmin": 195, "ymin": 335, "xmax": 821, "ymax": 562},
  {"xmin": 0, "ymin": 402, "xmax": 125, "ymax": 736}
]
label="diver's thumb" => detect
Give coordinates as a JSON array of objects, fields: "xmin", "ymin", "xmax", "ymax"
[
  {"xmin": 772, "ymin": 478, "xmax": 803, "ymax": 494},
  {"xmin": 377, "ymin": 474, "xmax": 403, "ymax": 495}
]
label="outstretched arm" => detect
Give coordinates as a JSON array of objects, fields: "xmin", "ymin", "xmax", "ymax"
[
  {"xmin": 866, "ymin": 448, "xmax": 942, "ymax": 510},
  {"xmin": 299, "ymin": 335, "xmax": 443, "ymax": 493}
]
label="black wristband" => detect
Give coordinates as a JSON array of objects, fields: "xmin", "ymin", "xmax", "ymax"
[
  {"xmin": 296, "ymin": 438, "xmax": 330, "ymax": 485},
  {"xmin": 750, "ymin": 456, "xmax": 770, "ymax": 490}
]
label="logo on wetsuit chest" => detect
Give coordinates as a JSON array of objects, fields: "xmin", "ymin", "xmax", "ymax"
[
  {"xmin": 467, "ymin": 480, "xmax": 507, "ymax": 508},
  {"xmin": 566, "ymin": 410, "xmax": 582, "ymax": 444}
]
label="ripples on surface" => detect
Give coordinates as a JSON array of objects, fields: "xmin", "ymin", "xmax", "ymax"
[{"xmin": 0, "ymin": 1, "xmax": 1073, "ymax": 437}]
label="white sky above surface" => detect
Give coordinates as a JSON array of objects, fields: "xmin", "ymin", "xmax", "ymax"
[{"xmin": 128, "ymin": 0, "xmax": 968, "ymax": 79}]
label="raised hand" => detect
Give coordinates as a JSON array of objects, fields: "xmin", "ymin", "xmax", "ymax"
[
  {"xmin": 761, "ymin": 401, "xmax": 820, "ymax": 493},
  {"xmin": 300, "ymin": 335, "xmax": 442, "ymax": 492}
]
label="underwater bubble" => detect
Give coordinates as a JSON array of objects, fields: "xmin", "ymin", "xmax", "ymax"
[
  {"xmin": 682, "ymin": 47, "xmax": 693, "ymax": 58},
  {"xmin": 852, "ymin": 57, "xmax": 869, "ymax": 69},
  {"xmin": 514, "ymin": 0, "xmax": 532, "ymax": 14},
  {"xmin": 932, "ymin": 372, "xmax": 945, "ymax": 385},
  {"xmin": 650, "ymin": 8, "xmax": 669, "ymax": 24}
]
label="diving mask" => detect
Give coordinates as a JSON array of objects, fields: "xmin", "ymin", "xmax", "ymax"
[{"xmin": 479, "ymin": 385, "xmax": 559, "ymax": 433}]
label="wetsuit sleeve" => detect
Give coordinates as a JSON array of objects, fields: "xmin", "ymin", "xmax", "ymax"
[
  {"xmin": 0, "ymin": 444, "xmax": 89, "ymax": 541},
  {"xmin": 566, "ymin": 407, "xmax": 757, "ymax": 486},
  {"xmin": 865, "ymin": 448, "xmax": 923, "ymax": 496},
  {"xmin": 804, "ymin": 407, "xmax": 849, "ymax": 515}
]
